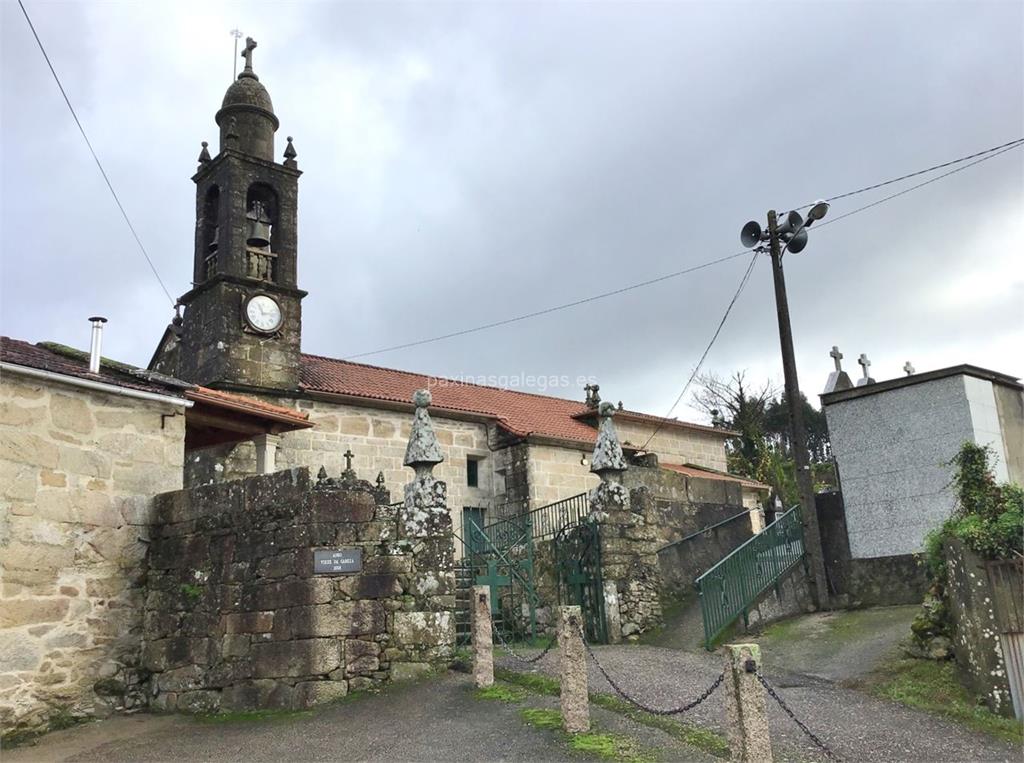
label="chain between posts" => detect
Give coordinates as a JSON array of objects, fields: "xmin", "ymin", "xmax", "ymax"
[
  {"xmin": 580, "ymin": 632, "xmax": 724, "ymax": 716},
  {"xmin": 491, "ymin": 625, "xmax": 559, "ymax": 664},
  {"xmin": 756, "ymin": 672, "xmax": 843, "ymax": 762}
]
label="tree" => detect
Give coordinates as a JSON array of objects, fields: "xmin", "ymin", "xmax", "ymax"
[{"xmin": 692, "ymin": 371, "xmax": 835, "ymax": 506}]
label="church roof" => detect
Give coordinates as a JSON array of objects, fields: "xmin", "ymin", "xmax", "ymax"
[
  {"xmin": 660, "ymin": 462, "xmax": 769, "ymax": 491},
  {"xmin": 300, "ymin": 353, "xmax": 734, "ymax": 446}
]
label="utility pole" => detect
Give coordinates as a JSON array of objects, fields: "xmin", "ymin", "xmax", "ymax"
[{"xmin": 766, "ymin": 209, "xmax": 830, "ymax": 609}]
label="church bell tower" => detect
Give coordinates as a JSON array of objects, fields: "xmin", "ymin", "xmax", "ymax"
[{"xmin": 174, "ymin": 38, "xmax": 305, "ymax": 391}]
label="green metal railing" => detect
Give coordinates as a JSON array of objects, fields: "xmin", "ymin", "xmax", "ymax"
[
  {"xmin": 695, "ymin": 506, "xmax": 806, "ymax": 650},
  {"xmin": 476, "ymin": 492, "xmax": 589, "ymax": 546}
]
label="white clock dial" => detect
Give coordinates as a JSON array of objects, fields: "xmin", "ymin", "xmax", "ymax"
[{"xmin": 245, "ymin": 295, "xmax": 283, "ymax": 333}]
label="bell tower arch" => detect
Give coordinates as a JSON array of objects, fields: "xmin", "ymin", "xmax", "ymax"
[{"xmin": 171, "ymin": 38, "xmax": 306, "ymax": 391}]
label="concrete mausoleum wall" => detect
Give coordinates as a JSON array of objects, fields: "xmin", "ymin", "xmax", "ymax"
[
  {"xmin": 143, "ymin": 467, "xmax": 455, "ymax": 713},
  {"xmin": 826, "ymin": 374, "xmax": 980, "ymax": 559},
  {"xmin": 1, "ymin": 373, "xmax": 185, "ymax": 735}
]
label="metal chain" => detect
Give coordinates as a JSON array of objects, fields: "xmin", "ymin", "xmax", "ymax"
[
  {"xmin": 492, "ymin": 625, "xmax": 559, "ymax": 664},
  {"xmin": 580, "ymin": 636, "xmax": 724, "ymax": 716},
  {"xmin": 756, "ymin": 672, "xmax": 843, "ymax": 762}
]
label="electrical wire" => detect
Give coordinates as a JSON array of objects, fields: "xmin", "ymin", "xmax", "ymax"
[
  {"xmin": 812, "ymin": 141, "xmax": 1024, "ymax": 230},
  {"xmin": 793, "ymin": 137, "xmax": 1024, "ymax": 210},
  {"xmin": 637, "ymin": 252, "xmax": 760, "ymax": 450},
  {"xmin": 347, "ymin": 138, "xmax": 1021, "ymax": 361},
  {"xmin": 17, "ymin": 0, "xmax": 176, "ymax": 306},
  {"xmin": 343, "ymin": 250, "xmax": 750, "ymax": 360}
]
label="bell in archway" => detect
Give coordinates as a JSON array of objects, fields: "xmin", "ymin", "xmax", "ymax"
[
  {"xmin": 246, "ymin": 201, "xmax": 272, "ymax": 249},
  {"xmin": 207, "ymin": 224, "xmax": 219, "ymax": 253}
]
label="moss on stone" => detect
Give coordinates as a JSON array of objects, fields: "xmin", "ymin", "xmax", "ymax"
[
  {"xmin": 520, "ymin": 707, "xmax": 563, "ymax": 730},
  {"xmin": 476, "ymin": 684, "xmax": 528, "ymax": 703}
]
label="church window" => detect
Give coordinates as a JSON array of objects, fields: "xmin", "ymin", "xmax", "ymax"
[
  {"xmin": 467, "ymin": 457, "xmax": 480, "ymax": 488},
  {"xmin": 202, "ymin": 185, "xmax": 220, "ymax": 280}
]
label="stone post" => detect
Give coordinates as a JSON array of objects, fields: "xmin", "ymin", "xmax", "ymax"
[
  {"xmin": 589, "ymin": 402, "xmax": 663, "ymax": 639},
  {"xmin": 558, "ymin": 605, "xmax": 590, "ymax": 733},
  {"xmin": 722, "ymin": 643, "xmax": 773, "ymax": 763},
  {"xmin": 253, "ymin": 433, "xmax": 280, "ymax": 474},
  {"xmin": 396, "ymin": 389, "xmax": 457, "ymax": 673},
  {"xmin": 472, "ymin": 585, "xmax": 494, "ymax": 688}
]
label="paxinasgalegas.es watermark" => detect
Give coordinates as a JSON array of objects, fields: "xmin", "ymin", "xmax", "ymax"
[{"xmin": 428, "ymin": 373, "xmax": 597, "ymax": 394}]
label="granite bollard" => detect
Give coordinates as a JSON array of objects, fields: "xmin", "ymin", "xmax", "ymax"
[
  {"xmin": 723, "ymin": 643, "xmax": 773, "ymax": 762},
  {"xmin": 558, "ymin": 605, "xmax": 589, "ymax": 733},
  {"xmin": 472, "ymin": 585, "xmax": 494, "ymax": 688}
]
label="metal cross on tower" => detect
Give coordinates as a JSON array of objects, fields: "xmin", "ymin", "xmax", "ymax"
[{"xmin": 830, "ymin": 345, "xmax": 843, "ymax": 371}]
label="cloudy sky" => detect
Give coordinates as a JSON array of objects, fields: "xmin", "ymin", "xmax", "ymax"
[{"xmin": 2, "ymin": 0, "xmax": 1021, "ymax": 422}]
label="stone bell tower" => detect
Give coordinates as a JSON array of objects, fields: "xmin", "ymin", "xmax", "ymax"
[{"xmin": 174, "ymin": 38, "xmax": 305, "ymax": 391}]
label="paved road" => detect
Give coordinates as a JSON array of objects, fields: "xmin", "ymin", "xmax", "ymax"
[
  {"xmin": 498, "ymin": 643, "xmax": 1022, "ymax": 763},
  {"xmin": 5, "ymin": 674, "xmax": 568, "ymax": 763}
]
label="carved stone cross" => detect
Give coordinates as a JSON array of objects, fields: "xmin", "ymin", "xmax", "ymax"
[
  {"xmin": 830, "ymin": 345, "xmax": 843, "ymax": 372},
  {"xmin": 904, "ymin": 361, "xmax": 915, "ymax": 376},
  {"xmin": 241, "ymin": 37, "xmax": 257, "ymax": 73},
  {"xmin": 858, "ymin": 353, "xmax": 871, "ymax": 379},
  {"xmin": 343, "ymin": 448, "xmax": 354, "ymax": 471}
]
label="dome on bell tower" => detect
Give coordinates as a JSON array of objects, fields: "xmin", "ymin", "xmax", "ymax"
[{"xmin": 214, "ymin": 37, "xmax": 279, "ymax": 161}]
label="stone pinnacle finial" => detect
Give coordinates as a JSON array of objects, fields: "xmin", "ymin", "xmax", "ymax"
[
  {"xmin": 404, "ymin": 389, "xmax": 444, "ymax": 474},
  {"xmin": 284, "ymin": 136, "xmax": 298, "ymax": 168},
  {"xmin": 590, "ymin": 401, "xmax": 627, "ymax": 480},
  {"xmin": 198, "ymin": 141, "xmax": 212, "ymax": 165},
  {"xmin": 903, "ymin": 361, "xmax": 915, "ymax": 376},
  {"xmin": 376, "ymin": 471, "xmax": 386, "ymax": 487}
]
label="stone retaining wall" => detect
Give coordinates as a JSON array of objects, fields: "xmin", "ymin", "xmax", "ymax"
[{"xmin": 143, "ymin": 468, "xmax": 455, "ymax": 713}]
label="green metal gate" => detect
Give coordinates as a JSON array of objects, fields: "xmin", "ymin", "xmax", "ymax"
[
  {"xmin": 555, "ymin": 518, "xmax": 607, "ymax": 644},
  {"xmin": 461, "ymin": 513, "xmax": 539, "ymax": 641}
]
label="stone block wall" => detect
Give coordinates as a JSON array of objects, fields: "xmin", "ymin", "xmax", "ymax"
[
  {"xmin": 184, "ymin": 398, "xmax": 494, "ymax": 546},
  {"xmin": 0, "ymin": 374, "xmax": 185, "ymax": 737},
  {"xmin": 526, "ymin": 443, "xmax": 599, "ymax": 509},
  {"xmin": 592, "ymin": 482, "xmax": 664, "ymax": 639},
  {"xmin": 623, "ymin": 465, "xmax": 756, "ymax": 595},
  {"xmin": 614, "ymin": 420, "xmax": 729, "ymax": 473},
  {"xmin": 944, "ymin": 539, "xmax": 1017, "ymax": 717},
  {"xmin": 143, "ymin": 468, "xmax": 455, "ymax": 713}
]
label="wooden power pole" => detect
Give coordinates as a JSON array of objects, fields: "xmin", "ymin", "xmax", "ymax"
[{"xmin": 766, "ymin": 209, "xmax": 830, "ymax": 610}]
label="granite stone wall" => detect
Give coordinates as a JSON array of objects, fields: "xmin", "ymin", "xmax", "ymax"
[
  {"xmin": 944, "ymin": 539, "xmax": 1018, "ymax": 717},
  {"xmin": 0, "ymin": 374, "xmax": 185, "ymax": 738},
  {"xmin": 185, "ymin": 397, "xmax": 494, "ymax": 546},
  {"xmin": 143, "ymin": 468, "xmax": 455, "ymax": 713},
  {"xmin": 623, "ymin": 465, "xmax": 756, "ymax": 595}
]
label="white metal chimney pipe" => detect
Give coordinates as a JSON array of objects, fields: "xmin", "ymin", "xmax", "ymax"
[{"xmin": 88, "ymin": 317, "xmax": 108, "ymax": 374}]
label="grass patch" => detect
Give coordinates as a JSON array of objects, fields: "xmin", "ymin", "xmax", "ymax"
[
  {"xmin": 590, "ymin": 694, "xmax": 729, "ymax": 759},
  {"xmin": 519, "ymin": 708, "xmax": 657, "ymax": 763},
  {"xmin": 521, "ymin": 707, "xmax": 564, "ymax": 730},
  {"xmin": 195, "ymin": 709, "xmax": 312, "ymax": 725},
  {"xmin": 868, "ymin": 657, "xmax": 1023, "ymax": 744},
  {"xmin": 496, "ymin": 668, "xmax": 560, "ymax": 696},
  {"xmin": 571, "ymin": 731, "xmax": 657, "ymax": 763},
  {"xmin": 497, "ymin": 668, "xmax": 729, "ymax": 759},
  {"xmin": 476, "ymin": 683, "xmax": 528, "ymax": 703}
]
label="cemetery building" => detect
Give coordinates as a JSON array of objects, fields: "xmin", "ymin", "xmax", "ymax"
[{"xmin": 818, "ymin": 353, "xmax": 1023, "ymax": 603}]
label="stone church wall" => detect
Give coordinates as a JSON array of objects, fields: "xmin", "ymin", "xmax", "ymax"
[
  {"xmin": 143, "ymin": 468, "xmax": 455, "ymax": 713},
  {"xmin": 185, "ymin": 397, "xmax": 496, "ymax": 545},
  {"xmin": 526, "ymin": 443, "xmax": 600, "ymax": 508},
  {"xmin": 614, "ymin": 420, "xmax": 729, "ymax": 472},
  {"xmin": 0, "ymin": 375, "xmax": 185, "ymax": 738}
]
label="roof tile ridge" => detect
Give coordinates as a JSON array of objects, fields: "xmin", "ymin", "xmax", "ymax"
[{"xmin": 300, "ymin": 351, "xmax": 592, "ymax": 408}]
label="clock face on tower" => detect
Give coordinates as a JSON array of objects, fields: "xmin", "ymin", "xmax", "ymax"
[{"xmin": 244, "ymin": 294, "xmax": 283, "ymax": 333}]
